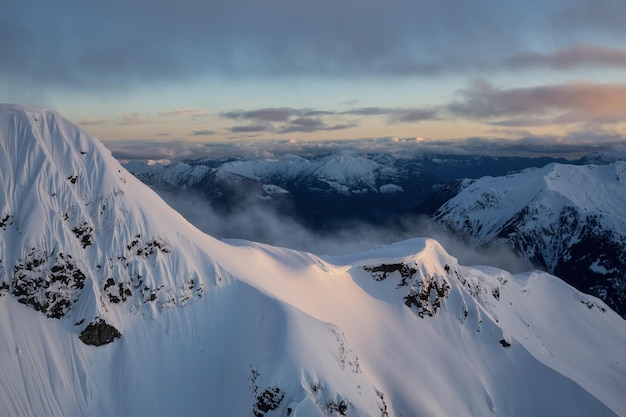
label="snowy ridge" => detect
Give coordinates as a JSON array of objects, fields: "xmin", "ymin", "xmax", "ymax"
[
  {"xmin": 130, "ymin": 152, "xmax": 402, "ymax": 197},
  {"xmin": 0, "ymin": 105, "xmax": 625, "ymax": 417},
  {"xmin": 219, "ymin": 154, "xmax": 391, "ymax": 195},
  {"xmin": 434, "ymin": 162, "xmax": 626, "ymax": 317},
  {"xmin": 0, "ymin": 105, "xmax": 222, "ymax": 322},
  {"xmin": 435, "ymin": 163, "xmax": 626, "ymax": 244},
  {"xmin": 125, "ymin": 160, "xmax": 213, "ymax": 189}
]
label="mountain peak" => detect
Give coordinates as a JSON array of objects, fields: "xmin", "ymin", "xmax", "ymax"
[
  {"xmin": 0, "ymin": 103, "xmax": 219, "ymax": 322},
  {"xmin": 1, "ymin": 105, "xmax": 625, "ymax": 417}
]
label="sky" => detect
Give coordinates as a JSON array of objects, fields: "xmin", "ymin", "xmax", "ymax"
[{"xmin": 2, "ymin": 0, "xmax": 626, "ymax": 157}]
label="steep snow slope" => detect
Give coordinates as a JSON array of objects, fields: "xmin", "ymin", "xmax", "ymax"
[
  {"xmin": 0, "ymin": 105, "xmax": 625, "ymax": 417},
  {"xmin": 434, "ymin": 163, "xmax": 626, "ymax": 318},
  {"xmin": 0, "ymin": 104, "xmax": 388, "ymax": 416}
]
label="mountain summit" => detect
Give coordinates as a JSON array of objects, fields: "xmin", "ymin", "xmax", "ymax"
[
  {"xmin": 434, "ymin": 162, "xmax": 626, "ymax": 318},
  {"xmin": 0, "ymin": 105, "xmax": 625, "ymax": 417}
]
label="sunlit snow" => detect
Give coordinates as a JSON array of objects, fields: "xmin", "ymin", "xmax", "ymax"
[{"xmin": 0, "ymin": 104, "xmax": 624, "ymax": 417}]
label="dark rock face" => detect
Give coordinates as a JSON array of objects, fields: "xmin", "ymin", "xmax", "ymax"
[
  {"xmin": 364, "ymin": 262, "xmax": 451, "ymax": 318},
  {"xmin": 0, "ymin": 213, "xmax": 12, "ymax": 230},
  {"xmin": 253, "ymin": 387, "xmax": 285, "ymax": 417},
  {"xmin": 71, "ymin": 222, "xmax": 93, "ymax": 248},
  {"xmin": 79, "ymin": 319, "xmax": 122, "ymax": 346},
  {"xmin": 11, "ymin": 250, "xmax": 86, "ymax": 319},
  {"xmin": 500, "ymin": 208, "xmax": 626, "ymax": 318}
]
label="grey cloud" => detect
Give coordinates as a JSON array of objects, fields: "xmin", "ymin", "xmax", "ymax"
[
  {"xmin": 504, "ymin": 45, "xmax": 626, "ymax": 70},
  {"xmin": 221, "ymin": 105, "xmax": 441, "ymax": 136},
  {"xmin": 229, "ymin": 124, "xmax": 271, "ymax": 133},
  {"xmin": 192, "ymin": 130, "xmax": 216, "ymax": 136},
  {"xmin": 391, "ymin": 109, "xmax": 441, "ymax": 123},
  {"xmin": 343, "ymin": 107, "xmax": 390, "ymax": 116},
  {"xmin": 223, "ymin": 108, "xmax": 298, "ymax": 122},
  {"xmin": 489, "ymin": 118, "xmax": 562, "ymax": 128},
  {"xmin": 222, "ymin": 106, "xmax": 441, "ymax": 133},
  {"xmin": 278, "ymin": 122, "xmax": 357, "ymax": 134},
  {"xmin": 4, "ymin": 0, "xmax": 624, "ymax": 90},
  {"xmin": 552, "ymin": 0, "xmax": 626, "ymax": 37},
  {"xmin": 290, "ymin": 117, "xmax": 323, "ymax": 128},
  {"xmin": 342, "ymin": 107, "xmax": 441, "ymax": 123}
]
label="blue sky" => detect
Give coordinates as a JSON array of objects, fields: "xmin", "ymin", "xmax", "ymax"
[{"xmin": 2, "ymin": 0, "xmax": 626, "ymax": 154}]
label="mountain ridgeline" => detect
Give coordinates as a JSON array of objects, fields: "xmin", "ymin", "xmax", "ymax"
[
  {"xmin": 433, "ymin": 162, "xmax": 626, "ymax": 319},
  {"xmin": 127, "ymin": 153, "xmax": 570, "ymax": 231},
  {"xmin": 127, "ymin": 148, "xmax": 626, "ymax": 318},
  {"xmin": 0, "ymin": 105, "xmax": 625, "ymax": 417}
]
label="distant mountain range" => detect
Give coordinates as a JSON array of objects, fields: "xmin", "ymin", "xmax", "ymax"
[
  {"xmin": 2, "ymin": 105, "xmax": 625, "ymax": 416},
  {"xmin": 126, "ymin": 153, "xmax": 571, "ymax": 229},
  {"xmin": 126, "ymin": 148, "xmax": 626, "ymax": 319}
]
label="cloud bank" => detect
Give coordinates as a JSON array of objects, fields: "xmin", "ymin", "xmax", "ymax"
[
  {"xmin": 105, "ymin": 133, "xmax": 626, "ymax": 162},
  {"xmin": 3, "ymin": 0, "xmax": 626, "ymax": 88},
  {"xmin": 448, "ymin": 81, "xmax": 626, "ymax": 126}
]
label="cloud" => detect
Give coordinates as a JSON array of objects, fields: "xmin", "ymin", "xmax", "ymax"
[
  {"xmin": 504, "ymin": 45, "xmax": 626, "ymax": 70},
  {"xmin": 105, "ymin": 139, "xmax": 210, "ymax": 161},
  {"xmin": 389, "ymin": 108, "xmax": 441, "ymax": 123},
  {"xmin": 213, "ymin": 81, "xmax": 619, "ymax": 133},
  {"xmin": 160, "ymin": 108, "xmax": 210, "ymax": 118},
  {"xmin": 229, "ymin": 124, "xmax": 271, "ymax": 133},
  {"xmin": 3, "ymin": 0, "xmax": 624, "ymax": 90},
  {"xmin": 552, "ymin": 0, "xmax": 626, "ymax": 37},
  {"xmin": 153, "ymin": 185, "xmax": 532, "ymax": 272},
  {"xmin": 448, "ymin": 80, "xmax": 626, "ymax": 125},
  {"xmin": 192, "ymin": 130, "xmax": 216, "ymax": 136},
  {"xmin": 223, "ymin": 108, "xmax": 298, "ymax": 122},
  {"xmin": 340, "ymin": 107, "xmax": 441, "ymax": 123},
  {"xmin": 104, "ymin": 130, "xmax": 626, "ymax": 162},
  {"xmin": 277, "ymin": 119, "xmax": 357, "ymax": 134},
  {"xmin": 220, "ymin": 105, "xmax": 441, "ymax": 135},
  {"xmin": 342, "ymin": 107, "xmax": 389, "ymax": 116}
]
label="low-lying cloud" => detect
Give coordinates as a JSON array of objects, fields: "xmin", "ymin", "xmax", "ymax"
[
  {"xmin": 157, "ymin": 189, "xmax": 533, "ymax": 273},
  {"xmin": 105, "ymin": 132, "xmax": 626, "ymax": 162}
]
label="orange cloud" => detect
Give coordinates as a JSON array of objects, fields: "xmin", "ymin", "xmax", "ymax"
[{"xmin": 448, "ymin": 81, "xmax": 626, "ymax": 126}]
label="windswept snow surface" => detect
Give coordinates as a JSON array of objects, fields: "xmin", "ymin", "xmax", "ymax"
[{"xmin": 0, "ymin": 104, "xmax": 625, "ymax": 417}]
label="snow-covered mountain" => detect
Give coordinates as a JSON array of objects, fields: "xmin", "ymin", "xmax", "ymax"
[
  {"xmin": 127, "ymin": 155, "xmax": 438, "ymax": 230},
  {"xmin": 1, "ymin": 104, "xmax": 625, "ymax": 417},
  {"xmin": 126, "ymin": 152, "xmax": 569, "ymax": 232},
  {"xmin": 434, "ymin": 162, "xmax": 626, "ymax": 318},
  {"xmin": 127, "ymin": 154, "xmax": 406, "ymax": 197}
]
